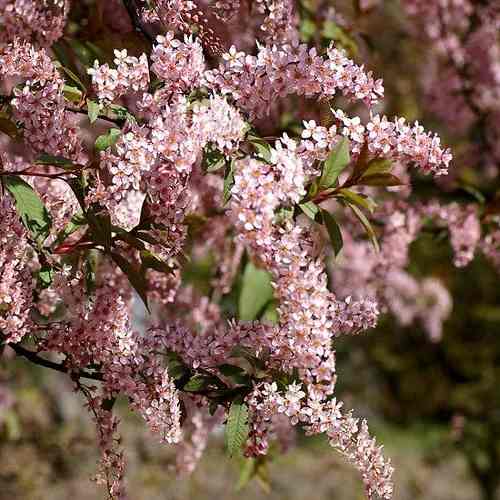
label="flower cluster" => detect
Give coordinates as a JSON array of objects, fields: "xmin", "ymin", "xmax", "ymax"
[
  {"xmin": 0, "ymin": 197, "xmax": 34, "ymax": 344},
  {"xmin": 0, "ymin": 0, "xmax": 69, "ymax": 46},
  {"xmin": 88, "ymin": 49, "xmax": 150, "ymax": 103},
  {"xmin": 205, "ymin": 42, "xmax": 384, "ymax": 119},
  {"xmin": 0, "ymin": 40, "xmax": 84, "ymax": 161}
]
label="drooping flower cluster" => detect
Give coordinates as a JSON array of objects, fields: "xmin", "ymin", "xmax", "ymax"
[
  {"xmin": 0, "ymin": 40, "xmax": 84, "ymax": 161},
  {"xmin": 204, "ymin": 42, "xmax": 384, "ymax": 119},
  {"xmin": 0, "ymin": 197, "xmax": 34, "ymax": 344},
  {"xmin": 0, "ymin": 0, "xmax": 69, "ymax": 46}
]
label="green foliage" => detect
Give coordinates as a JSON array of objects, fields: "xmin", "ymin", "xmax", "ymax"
[
  {"xmin": 320, "ymin": 209, "xmax": 343, "ymax": 256},
  {"xmin": 223, "ymin": 159, "xmax": 235, "ymax": 205},
  {"xmin": 3, "ymin": 175, "xmax": 52, "ymax": 244},
  {"xmin": 248, "ymin": 134, "xmax": 272, "ymax": 163},
  {"xmin": 37, "ymin": 265, "xmax": 54, "ymax": 289},
  {"xmin": 202, "ymin": 145, "xmax": 226, "ymax": 172},
  {"xmin": 299, "ymin": 201, "xmax": 320, "ymax": 220},
  {"xmin": 62, "ymin": 84, "xmax": 83, "ymax": 103},
  {"xmin": 35, "ymin": 153, "xmax": 78, "ymax": 169},
  {"xmin": 86, "ymin": 99, "xmax": 101, "ymax": 124},
  {"xmin": 319, "ymin": 137, "xmax": 350, "ymax": 189},
  {"xmin": 225, "ymin": 398, "xmax": 250, "ymax": 457},
  {"xmin": 347, "ymin": 202, "xmax": 379, "ymax": 252},
  {"xmin": 238, "ymin": 261, "xmax": 274, "ymax": 321},
  {"xmin": 110, "ymin": 251, "xmax": 150, "ymax": 311},
  {"xmin": 95, "ymin": 128, "xmax": 121, "ymax": 151}
]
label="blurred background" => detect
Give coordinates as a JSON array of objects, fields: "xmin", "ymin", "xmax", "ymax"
[{"xmin": 1, "ymin": 0, "xmax": 499, "ymax": 499}]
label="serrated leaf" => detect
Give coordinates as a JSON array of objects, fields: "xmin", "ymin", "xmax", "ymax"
[
  {"xmin": 95, "ymin": 128, "xmax": 121, "ymax": 151},
  {"xmin": 319, "ymin": 137, "xmax": 350, "ymax": 189},
  {"xmin": 110, "ymin": 252, "xmax": 149, "ymax": 311},
  {"xmin": 87, "ymin": 212, "xmax": 112, "ymax": 250},
  {"xmin": 4, "ymin": 176, "xmax": 52, "ymax": 243},
  {"xmin": 87, "ymin": 99, "xmax": 101, "ymax": 124},
  {"xmin": 225, "ymin": 399, "xmax": 249, "ymax": 457},
  {"xmin": 238, "ymin": 261, "xmax": 273, "ymax": 321},
  {"xmin": 299, "ymin": 201, "xmax": 320, "ymax": 220},
  {"xmin": 321, "ymin": 209, "xmax": 343, "ymax": 256},
  {"xmin": 347, "ymin": 202, "xmax": 379, "ymax": 252},
  {"xmin": 357, "ymin": 173, "xmax": 403, "ymax": 187}
]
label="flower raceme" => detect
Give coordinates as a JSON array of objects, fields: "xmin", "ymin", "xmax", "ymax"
[{"xmin": 0, "ymin": 4, "xmax": 491, "ymax": 499}]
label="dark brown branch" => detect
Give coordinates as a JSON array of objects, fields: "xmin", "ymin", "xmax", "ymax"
[
  {"xmin": 9, "ymin": 343, "xmax": 104, "ymax": 381},
  {"xmin": 122, "ymin": 0, "xmax": 155, "ymax": 44}
]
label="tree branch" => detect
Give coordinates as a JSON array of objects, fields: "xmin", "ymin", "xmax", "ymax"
[
  {"xmin": 9, "ymin": 343, "xmax": 104, "ymax": 381},
  {"xmin": 122, "ymin": 0, "xmax": 155, "ymax": 44}
]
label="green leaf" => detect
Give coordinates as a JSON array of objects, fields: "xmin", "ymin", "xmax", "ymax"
[
  {"xmin": 347, "ymin": 203, "xmax": 379, "ymax": 252},
  {"xmin": 165, "ymin": 352, "xmax": 189, "ymax": 380},
  {"xmin": 248, "ymin": 134, "xmax": 272, "ymax": 162},
  {"xmin": 95, "ymin": 128, "xmax": 121, "ymax": 152},
  {"xmin": 183, "ymin": 374, "xmax": 212, "ymax": 392},
  {"xmin": 237, "ymin": 458, "xmax": 257, "ymax": 491},
  {"xmin": 35, "ymin": 153, "xmax": 77, "ymax": 169},
  {"xmin": 87, "ymin": 212, "xmax": 112, "ymax": 250},
  {"xmin": 63, "ymin": 84, "xmax": 83, "ymax": 103},
  {"xmin": 54, "ymin": 61, "xmax": 87, "ymax": 92},
  {"xmin": 104, "ymin": 104, "xmax": 137, "ymax": 124},
  {"xmin": 299, "ymin": 201, "xmax": 320, "ymax": 220},
  {"xmin": 87, "ymin": 99, "xmax": 101, "ymax": 124},
  {"xmin": 337, "ymin": 188, "xmax": 377, "ymax": 213},
  {"xmin": 202, "ymin": 145, "xmax": 226, "ymax": 172},
  {"xmin": 37, "ymin": 265, "xmax": 54, "ymax": 289},
  {"xmin": 262, "ymin": 301, "xmax": 279, "ymax": 324},
  {"xmin": 363, "ymin": 158, "xmax": 393, "ymax": 176},
  {"xmin": 110, "ymin": 252, "xmax": 149, "ymax": 311},
  {"xmin": 140, "ymin": 250, "xmax": 173, "ymax": 275},
  {"xmin": 319, "ymin": 137, "xmax": 350, "ymax": 189},
  {"xmin": 223, "ymin": 159, "xmax": 235, "ymax": 205},
  {"xmin": 357, "ymin": 173, "xmax": 403, "ymax": 187},
  {"xmin": 225, "ymin": 399, "xmax": 249, "ymax": 457},
  {"xmin": 218, "ymin": 364, "xmax": 249, "ymax": 385},
  {"xmin": 320, "ymin": 209, "xmax": 343, "ymax": 256},
  {"xmin": 460, "ymin": 184, "xmax": 486, "ymax": 204},
  {"xmin": 3, "ymin": 176, "xmax": 52, "ymax": 243},
  {"xmin": 238, "ymin": 261, "xmax": 273, "ymax": 321}
]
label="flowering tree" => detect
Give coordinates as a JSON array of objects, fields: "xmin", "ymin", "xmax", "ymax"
[{"xmin": 0, "ymin": 1, "xmax": 498, "ymax": 499}]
